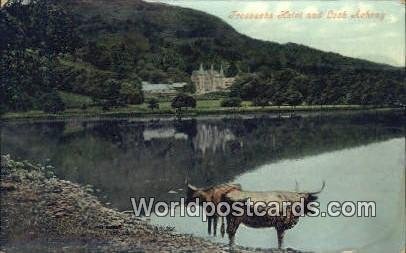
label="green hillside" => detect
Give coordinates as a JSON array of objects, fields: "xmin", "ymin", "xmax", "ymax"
[{"xmin": 1, "ymin": 0, "xmax": 405, "ymax": 113}]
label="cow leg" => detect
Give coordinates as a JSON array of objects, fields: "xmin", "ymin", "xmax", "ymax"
[
  {"xmin": 226, "ymin": 216, "xmax": 241, "ymax": 248},
  {"xmin": 220, "ymin": 216, "xmax": 225, "ymax": 238},
  {"xmin": 276, "ymin": 228, "xmax": 285, "ymax": 249},
  {"xmin": 208, "ymin": 216, "xmax": 212, "ymax": 235},
  {"xmin": 213, "ymin": 215, "xmax": 218, "ymax": 237}
]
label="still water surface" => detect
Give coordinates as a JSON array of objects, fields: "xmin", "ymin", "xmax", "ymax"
[{"xmin": 1, "ymin": 111, "xmax": 405, "ymax": 252}]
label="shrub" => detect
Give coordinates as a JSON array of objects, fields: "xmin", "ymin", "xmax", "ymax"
[
  {"xmin": 41, "ymin": 92, "xmax": 66, "ymax": 113},
  {"xmin": 119, "ymin": 81, "xmax": 144, "ymax": 104},
  {"xmin": 171, "ymin": 94, "xmax": 196, "ymax": 110},
  {"xmin": 148, "ymin": 98, "xmax": 159, "ymax": 110},
  {"xmin": 221, "ymin": 97, "xmax": 242, "ymax": 107},
  {"xmin": 181, "ymin": 83, "xmax": 196, "ymax": 94},
  {"xmin": 0, "ymin": 104, "xmax": 6, "ymax": 116},
  {"xmin": 252, "ymin": 97, "xmax": 269, "ymax": 107}
]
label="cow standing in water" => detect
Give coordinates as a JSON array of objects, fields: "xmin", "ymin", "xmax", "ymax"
[
  {"xmin": 186, "ymin": 181, "xmax": 325, "ymax": 249},
  {"xmin": 223, "ymin": 182, "xmax": 325, "ymax": 249}
]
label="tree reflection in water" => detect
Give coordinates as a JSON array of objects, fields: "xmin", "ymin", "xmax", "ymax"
[{"xmin": 1, "ymin": 110, "xmax": 404, "ymax": 211}]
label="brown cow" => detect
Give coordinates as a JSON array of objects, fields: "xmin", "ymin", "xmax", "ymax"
[
  {"xmin": 223, "ymin": 182, "xmax": 325, "ymax": 249},
  {"xmin": 185, "ymin": 182, "xmax": 241, "ymax": 237}
]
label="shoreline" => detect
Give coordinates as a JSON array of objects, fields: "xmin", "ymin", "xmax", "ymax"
[
  {"xmin": 0, "ymin": 155, "xmax": 306, "ymax": 253},
  {"xmin": 1, "ymin": 105, "xmax": 402, "ymax": 122}
]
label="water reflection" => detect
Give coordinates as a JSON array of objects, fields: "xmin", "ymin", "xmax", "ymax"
[
  {"xmin": 1, "ymin": 111, "xmax": 404, "ymax": 212},
  {"xmin": 151, "ymin": 138, "xmax": 405, "ymax": 253}
]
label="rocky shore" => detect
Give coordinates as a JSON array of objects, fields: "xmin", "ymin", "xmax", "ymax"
[{"xmin": 0, "ymin": 155, "xmax": 305, "ymax": 253}]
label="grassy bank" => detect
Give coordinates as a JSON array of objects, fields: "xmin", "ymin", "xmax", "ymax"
[{"xmin": 1, "ymin": 99, "xmax": 401, "ymax": 121}]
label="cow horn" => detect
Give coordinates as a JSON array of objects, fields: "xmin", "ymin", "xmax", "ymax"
[{"xmin": 309, "ymin": 181, "xmax": 326, "ymax": 195}]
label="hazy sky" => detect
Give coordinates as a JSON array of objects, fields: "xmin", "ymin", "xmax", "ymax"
[{"xmin": 154, "ymin": 0, "xmax": 405, "ymax": 67}]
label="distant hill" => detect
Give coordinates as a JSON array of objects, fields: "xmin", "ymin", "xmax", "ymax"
[
  {"xmin": 1, "ymin": 0, "xmax": 405, "ymax": 112},
  {"xmin": 65, "ymin": 0, "xmax": 403, "ymax": 73}
]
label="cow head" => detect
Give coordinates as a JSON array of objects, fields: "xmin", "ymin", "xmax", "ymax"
[{"xmin": 185, "ymin": 181, "xmax": 208, "ymax": 205}]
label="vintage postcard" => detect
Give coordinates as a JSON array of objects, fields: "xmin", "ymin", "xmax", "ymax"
[{"xmin": 1, "ymin": 0, "xmax": 405, "ymax": 252}]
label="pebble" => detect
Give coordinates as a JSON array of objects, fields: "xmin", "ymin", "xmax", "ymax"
[{"xmin": 0, "ymin": 182, "xmax": 16, "ymax": 191}]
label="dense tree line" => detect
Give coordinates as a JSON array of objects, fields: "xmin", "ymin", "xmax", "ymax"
[
  {"xmin": 229, "ymin": 68, "xmax": 405, "ymax": 106},
  {"xmin": 0, "ymin": 0, "xmax": 144, "ymax": 113},
  {"xmin": 1, "ymin": 0, "xmax": 79, "ymax": 112},
  {"xmin": 1, "ymin": 0, "xmax": 405, "ymax": 114}
]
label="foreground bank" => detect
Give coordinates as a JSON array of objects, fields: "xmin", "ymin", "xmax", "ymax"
[{"xmin": 0, "ymin": 155, "xmax": 306, "ymax": 253}]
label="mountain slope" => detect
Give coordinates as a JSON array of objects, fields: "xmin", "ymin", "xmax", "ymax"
[
  {"xmin": 1, "ymin": 0, "xmax": 405, "ymax": 112},
  {"xmin": 66, "ymin": 0, "xmax": 401, "ymax": 70},
  {"xmin": 64, "ymin": 0, "xmax": 406, "ymax": 105}
]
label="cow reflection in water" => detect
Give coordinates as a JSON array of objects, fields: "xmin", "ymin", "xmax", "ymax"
[{"xmin": 185, "ymin": 181, "xmax": 325, "ymax": 249}]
